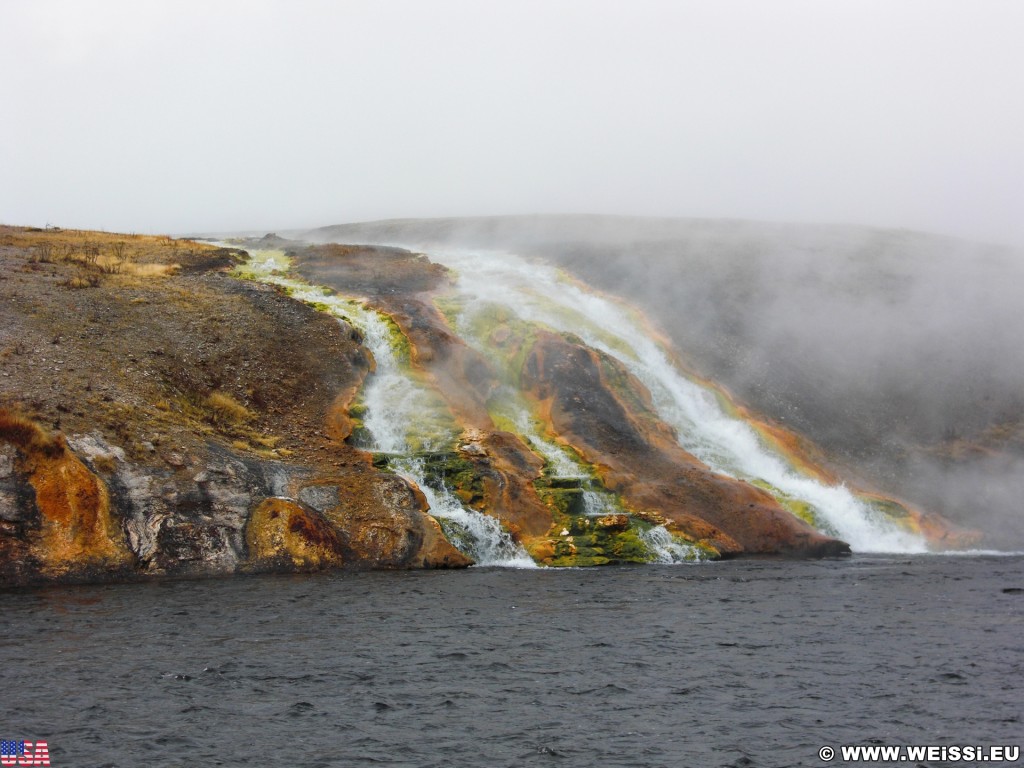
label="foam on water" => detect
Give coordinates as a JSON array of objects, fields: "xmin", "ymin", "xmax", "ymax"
[{"xmin": 932, "ymin": 549, "xmax": 1024, "ymax": 557}]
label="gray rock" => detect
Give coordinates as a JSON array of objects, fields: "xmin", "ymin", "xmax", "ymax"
[
  {"xmin": 0, "ymin": 445, "xmax": 15, "ymax": 479},
  {"xmin": 68, "ymin": 432, "xmax": 126, "ymax": 463},
  {"xmin": 299, "ymin": 484, "xmax": 341, "ymax": 513}
]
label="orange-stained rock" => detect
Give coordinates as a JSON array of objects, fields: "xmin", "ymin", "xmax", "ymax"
[
  {"xmin": 416, "ymin": 512, "xmax": 475, "ymax": 569},
  {"xmin": 300, "ymin": 469, "xmax": 472, "ymax": 569},
  {"xmin": 325, "ymin": 361, "xmax": 372, "ymax": 442},
  {"xmin": 0, "ymin": 415, "xmax": 133, "ymax": 575},
  {"xmin": 527, "ymin": 539, "xmax": 558, "ymax": 562},
  {"xmin": 245, "ymin": 497, "xmax": 346, "ymax": 571},
  {"xmin": 358, "ymin": 293, "xmax": 556, "ymax": 541},
  {"xmin": 469, "ymin": 431, "xmax": 553, "ymax": 539},
  {"xmin": 380, "ymin": 296, "xmax": 497, "ymax": 428},
  {"xmin": 595, "ymin": 514, "xmax": 630, "ymax": 532},
  {"xmin": 522, "ymin": 331, "xmax": 849, "ymax": 557}
]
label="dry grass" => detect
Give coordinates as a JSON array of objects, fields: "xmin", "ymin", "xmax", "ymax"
[
  {"xmin": 204, "ymin": 392, "xmax": 254, "ymax": 426},
  {"xmin": 0, "ymin": 225, "xmax": 215, "ymax": 280},
  {"xmin": 126, "ymin": 262, "xmax": 178, "ymax": 278},
  {"xmin": 0, "ymin": 409, "xmax": 64, "ymax": 457},
  {"xmin": 62, "ymin": 272, "xmax": 101, "ymax": 289}
]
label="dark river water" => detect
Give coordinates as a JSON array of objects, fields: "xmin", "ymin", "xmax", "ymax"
[{"xmin": 2, "ymin": 555, "xmax": 1022, "ymax": 768}]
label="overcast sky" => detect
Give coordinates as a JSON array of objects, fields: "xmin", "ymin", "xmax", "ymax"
[{"xmin": 2, "ymin": 1, "xmax": 1022, "ymax": 245}]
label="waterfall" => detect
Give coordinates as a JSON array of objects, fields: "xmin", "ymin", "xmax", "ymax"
[
  {"xmin": 491, "ymin": 385, "xmax": 587, "ymax": 479},
  {"xmin": 235, "ymin": 249, "xmax": 536, "ymax": 567},
  {"xmin": 581, "ymin": 489, "xmax": 618, "ymax": 517},
  {"xmin": 393, "ymin": 458, "xmax": 536, "ymax": 567},
  {"xmin": 639, "ymin": 526, "xmax": 712, "ymax": 563},
  {"xmin": 353, "ymin": 332, "xmax": 536, "ymax": 568},
  {"xmin": 233, "ymin": 243, "xmax": 933, "ymax": 559},
  {"xmin": 418, "ymin": 247, "xmax": 928, "ymax": 555}
]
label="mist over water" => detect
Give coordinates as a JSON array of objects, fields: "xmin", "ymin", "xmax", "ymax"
[{"xmin": 234, "ymin": 230, "xmax": 1020, "ymax": 555}]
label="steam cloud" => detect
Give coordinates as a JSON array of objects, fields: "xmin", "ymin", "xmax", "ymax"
[{"xmin": 299, "ymin": 215, "xmax": 1024, "ymax": 547}]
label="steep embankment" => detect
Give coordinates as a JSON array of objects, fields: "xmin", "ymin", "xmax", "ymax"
[
  {"xmin": 287, "ymin": 241, "xmax": 911, "ymax": 559},
  {"xmin": 305, "ymin": 216, "xmax": 1022, "ymax": 547},
  {"xmin": 0, "ymin": 226, "xmax": 467, "ymax": 586}
]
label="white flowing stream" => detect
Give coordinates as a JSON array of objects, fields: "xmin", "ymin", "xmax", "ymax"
[
  {"xmin": 233, "ymin": 244, "xmax": 928, "ymax": 558},
  {"xmin": 414, "ymin": 247, "xmax": 928, "ymax": 554},
  {"xmin": 234, "ymin": 249, "xmax": 536, "ymax": 567}
]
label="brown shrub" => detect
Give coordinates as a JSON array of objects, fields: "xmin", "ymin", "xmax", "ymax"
[
  {"xmin": 0, "ymin": 410, "xmax": 64, "ymax": 456},
  {"xmin": 63, "ymin": 274, "xmax": 100, "ymax": 289},
  {"xmin": 90, "ymin": 454, "xmax": 117, "ymax": 474},
  {"xmin": 204, "ymin": 392, "xmax": 254, "ymax": 426}
]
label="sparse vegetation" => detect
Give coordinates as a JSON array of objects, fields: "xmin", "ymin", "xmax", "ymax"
[
  {"xmin": 30, "ymin": 243, "xmax": 54, "ymax": 263},
  {"xmin": 0, "ymin": 225, "xmax": 213, "ymax": 287},
  {"xmin": 0, "ymin": 409, "xmax": 65, "ymax": 457},
  {"xmin": 62, "ymin": 268, "xmax": 101, "ymax": 289},
  {"xmin": 0, "ymin": 225, "xmax": 437, "ymax": 584},
  {"xmin": 204, "ymin": 391, "xmax": 255, "ymax": 426}
]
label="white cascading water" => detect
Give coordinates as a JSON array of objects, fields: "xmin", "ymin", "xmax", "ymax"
[
  {"xmin": 235, "ymin": 249, "xmax": 536, "ymax": 567},
  {"xmin": 580, "ymin": 489, "xmax": 617, "ymax": 517},
  {"xmin": 639, "ymin": 525, "xmax": 711, "ymax": 564},
  {"xmin": 348, "ymin": 308, "xmax": 452, "ymax": 454},
  {"xmin": 492, "ymin": 385, "xmax": 587, "ymax": 478},
  {"xmin": 395, "ymin": 458, "xmax": 536, "ymax": 567},
  {"xmin": 415, "ymin": 247, "xmax": 928, "ymax": 554},
  {"xmin": 489, "ymin": 385, "xmax": 705, "ymax": 563}
]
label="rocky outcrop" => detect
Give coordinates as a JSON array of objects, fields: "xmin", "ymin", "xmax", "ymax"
[
  {"xmin": 3, "ymin": 225, "xmax": 975, "ymax": 583},
  {"xmin": 290, "ymin": 242, "xmax": 856, "ymax": 560},
  {"xmin": 0, "ymin": 421, "xmax": 133, "ymax": 583},
  {"xmin": 246, "ymin": 497, "xmax": 346, "ymax": 571},
  {"xmin": 0, "ymin": 423, "xmax": 471, "ymax": 586},
  {"xmin": 462, "ymin": 430, "xmax": 552, "ymax": 539},
  {"xmin": 294, "ymin": 248, "xmax": 560, "ymax": 551}
]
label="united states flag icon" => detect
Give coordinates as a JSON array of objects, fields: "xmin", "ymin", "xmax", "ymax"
[{"xmin": 0, "ymin": 740, "xmax": 50, "ymax": 766}]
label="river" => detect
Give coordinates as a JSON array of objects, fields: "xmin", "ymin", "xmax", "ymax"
[{"xmin": 3, "ymin": 554, "xmax": 1021, "ymax": 767}]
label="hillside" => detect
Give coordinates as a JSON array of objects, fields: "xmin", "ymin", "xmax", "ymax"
[
  {"xmin": 1, "ymin": 223, "xmax": 978, "ymax": 586},
  {"xmin": 305, "ymin": 216, "xmax": 1024, "ymax": 546},
  {"xmin": 0, "ymin": 226, "xmax": 468, "ymax": 586}
]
